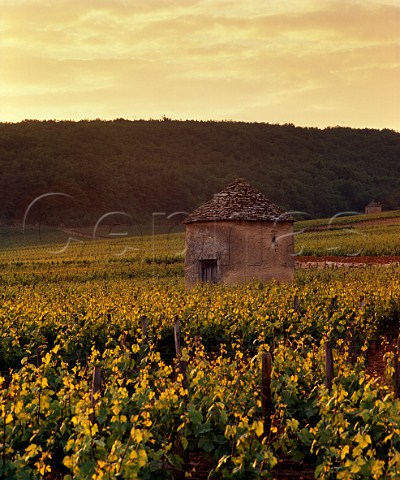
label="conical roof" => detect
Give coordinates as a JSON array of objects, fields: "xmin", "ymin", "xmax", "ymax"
[{"xmin": 183, "ymin": 179, "xmax": 294, "ymax": 223}]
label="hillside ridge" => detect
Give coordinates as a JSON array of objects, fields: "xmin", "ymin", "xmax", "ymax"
[{"xmin": 1, "ymin": 119, "xmax": 399, "ymax": 227}]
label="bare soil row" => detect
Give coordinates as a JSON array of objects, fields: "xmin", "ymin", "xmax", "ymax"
[{"xmin": 296, "ymin": 255, "xmax": 400, "ymax": 268}]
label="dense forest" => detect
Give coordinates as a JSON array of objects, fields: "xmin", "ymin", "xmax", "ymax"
[{"xmin": 0, "ymin": 119, "xmax": 399, "ymax": 229}]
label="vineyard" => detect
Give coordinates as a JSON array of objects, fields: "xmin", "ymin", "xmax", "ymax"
[
  {"xmin": 296, "ymin": 224, "xmax": 400, "ymax": 257},
  {"xmin": 1, "ymin": 229, "xmax": 400, "ymax": 479}
]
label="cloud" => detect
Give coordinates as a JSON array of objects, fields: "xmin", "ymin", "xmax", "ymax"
[{"xmin": 0, "ymin": 0, "xmax": 399, "ymax": 129}]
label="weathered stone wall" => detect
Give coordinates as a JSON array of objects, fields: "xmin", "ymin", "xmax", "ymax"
[
  {"xmin": 365, "ymin": 206, "xmax": 382, "ymax": 215},
  {"xmin": 184, "ymin": 220, "xmax": 294, "ymax": 288}
]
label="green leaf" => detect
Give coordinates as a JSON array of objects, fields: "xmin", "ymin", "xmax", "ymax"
[
  {"xmin": 181, "ymin": 436, "xmax": 188, "ymax": 451},
  {"xmin": 198, "ymin": 437, "xmax": 215, "ymax": 453}
]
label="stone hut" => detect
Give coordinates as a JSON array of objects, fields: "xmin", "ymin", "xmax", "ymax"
[
  {"xmin": 365, "ymin": 201, "xmax": 382, "ymax": 215},
  {"xmin": 183, "ymin": 179, "xmax": 295, "ymax": 288}
]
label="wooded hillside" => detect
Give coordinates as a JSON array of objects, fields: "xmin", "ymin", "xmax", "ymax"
[{"xmin": 1, "ymin": 119, "xmax": 399, "ymax": 227}]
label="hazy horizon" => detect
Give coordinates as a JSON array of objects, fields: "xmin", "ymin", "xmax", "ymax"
[{"xmin": 1, "ymin": 0, "xmax": 399, "ymax": 131}]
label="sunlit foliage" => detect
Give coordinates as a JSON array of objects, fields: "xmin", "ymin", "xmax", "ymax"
[{"xmin": 0, "ymin": 234, "xmax": 399, "ymax": 478}]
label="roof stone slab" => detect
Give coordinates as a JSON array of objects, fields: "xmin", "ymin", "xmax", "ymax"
[{"xmin": 183, "ymin": 179, "xmax": 294, "ymax": 224}]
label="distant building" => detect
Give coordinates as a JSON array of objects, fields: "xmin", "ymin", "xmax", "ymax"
[
  {"xmin": 183, "ymin": 179, "xmax": 295, "ymax": 288},
  {"xmin": 365, "ymin": 201, "xmax": 382, "ymax": 215}
]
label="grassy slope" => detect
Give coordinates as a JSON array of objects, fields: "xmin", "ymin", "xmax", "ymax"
[
  {"xmin": 2, "ymin": 210, "xmax": 400, "ymax": 274},
  {"xmin": 295, "ymin": 209, "xmax": 400, "ymax": 230},
  {"xmin": 293, "ymin": 210, "xmax": 400, "ymax": 256}
]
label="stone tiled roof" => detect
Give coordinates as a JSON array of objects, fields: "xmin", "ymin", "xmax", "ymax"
[
  {"xmin": 366, "ymin": 200, "xmax": 382, "ymax": 208},
  {"xmin": 183, "ymin": 179, "xmax": 295, "ymax": 223}
]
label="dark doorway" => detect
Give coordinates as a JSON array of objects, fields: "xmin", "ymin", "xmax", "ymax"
[{"xmin": 200, "ymin": 259, "xmax": 218, "ymax": 283}]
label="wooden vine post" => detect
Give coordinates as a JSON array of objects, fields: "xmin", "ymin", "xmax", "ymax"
[
  {"xmin": 261, "ymin": 352, "xmax": 273, "ymax": 439},
  {"xmin": 293, "ymin": 295, "xmax": 300, "ymax": 312},
  {"xmin": 359, "ymin": 295, "xmax": 365, "ymax": 310},
  {"xmin": 329, "ymin": 296, "xmax": 337, "ymax": 316},
  {"xmin": 141, "ymin": 315, "xmax": 149, "ymax": 346},
  {"xmin": 324, "ymin": 341, "xmax": 334, "ymax": 392},
  {"xmin": 174, "ymin": 315, "xmax": 181, "ymax": 358},
  {"xmin": 90, "ymin": 365, "xmax": 102, "ymax": 424}
]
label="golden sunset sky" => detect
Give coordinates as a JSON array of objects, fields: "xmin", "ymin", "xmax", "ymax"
[{"xmin": 1, "ymin": 0, "xmax": 399, "ymax": 129}]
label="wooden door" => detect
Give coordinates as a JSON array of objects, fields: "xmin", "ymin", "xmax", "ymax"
[{"xmin": 200, "ymin": 259, "xmax": 218, "ymax": 283}]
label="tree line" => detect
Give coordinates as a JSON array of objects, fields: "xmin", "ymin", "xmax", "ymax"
[{"xmin": 0, "ymin": 119, "xmax": 399, "ymax": 227}]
